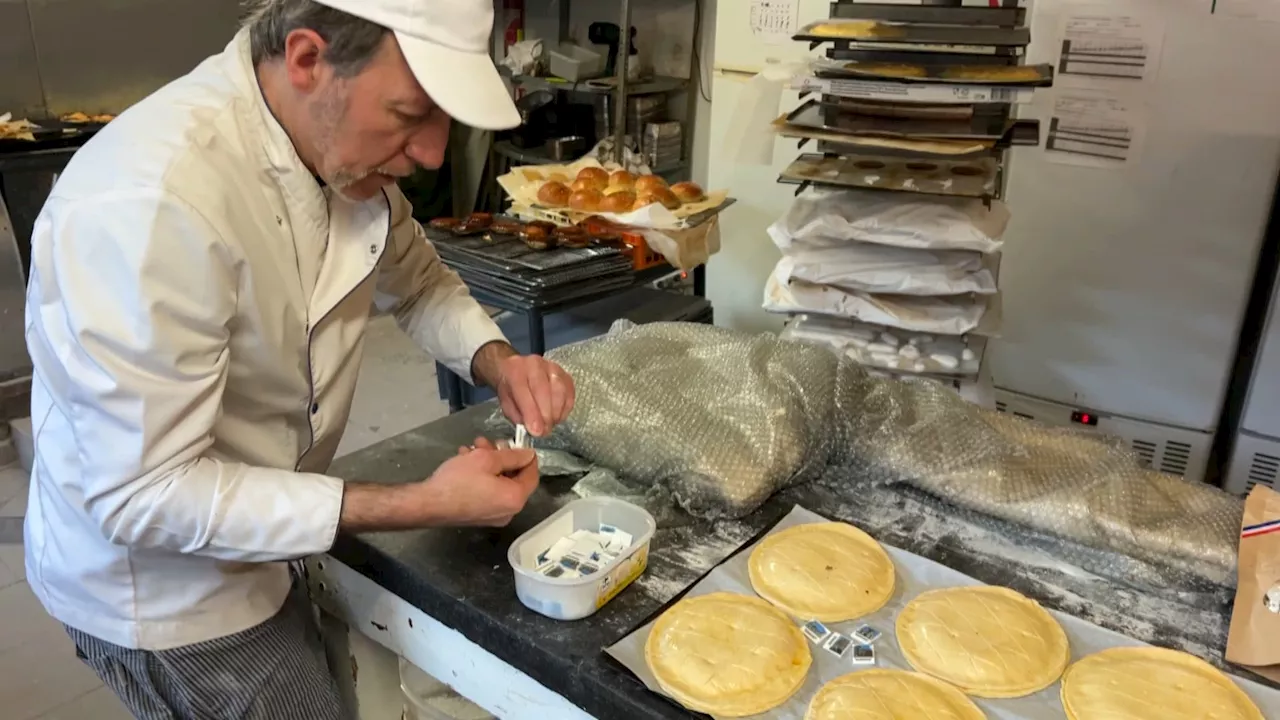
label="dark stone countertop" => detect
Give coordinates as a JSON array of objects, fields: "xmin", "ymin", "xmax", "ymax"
[{"xmin": 328, "ymin": 403, "xmax": 1259, "ymax": 720}]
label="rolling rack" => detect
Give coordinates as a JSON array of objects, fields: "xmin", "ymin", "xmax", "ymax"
[{"xmin": 769, "ymin": 0, "xmax": 1052, "ymax": 391}]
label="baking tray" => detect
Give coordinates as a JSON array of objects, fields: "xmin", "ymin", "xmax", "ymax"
[
  {"xmin": 826, "ymin": 47, "xmax": 1019, "ymax": 67},
  {"xmin": 605, "ymin": 505, "xmax": 1280, "ymax": 720},
  {"xmin": 0, "ymin": 118, "xmax": 105, "ymax": 153},
  {"xmin": 814, "ymin": 58, "xmax": 1053, "ymax": 87},
  {"xmin": 796, "ymin": 19, "xmax": 1031, "ymax": 47},
  {"xmin": 828, "ymin": 40, "xmax": 1024, "ymax": 58},
  {"xmin": 778, "ymin": 152, "xmax": 999, "ymax": 198},
  {"xmin": 787, "ymin": 99, "xmax": 1012, "ymax": 140},
  {"xmin": 828, "ymin": 2, "xmax": 1026, "ymax": 27},
  {"xmin": 425, "ymin": 227, "xmax": 625, "ymax": 272},
  {"xmin": 775, "ymin": 120, "xmax": 998, "ymax": 158}
]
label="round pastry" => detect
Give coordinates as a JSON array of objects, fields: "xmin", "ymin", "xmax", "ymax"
[
  {"xmin": 1062, "ymin": 648, "xmax": 1265, "ymax": 720},
  {"xmin": 671, "ymin": 181, "xmax": 706, "ymax": 204},
  {"xmin": 490, "ymin": 219, "xmax": 524, "ymax": 235},
  {"xmin": 601, "ymin": 190, "xmax": 637, "ymax": 214},
  {"xmin": 635, "ymin": 174, "xmax": 668, "ymax": 193},
  {"xmin": 453, "ymin": 212, "xmax": 492, "ymax": 235},
  {"xmin": 554, "ymin": 226, "xmax": 591, "ymax": 249},
  {"xmin": 571, "ymin": 176, "xmax": 607, "ymax": 193},
  {"xmin": 568, "ymin": 189, "xmax": 604, "ymax": 212},
  {"xmin": 897, "ymin": 586, "xmax": 1069, "ymax": 698},
  {"xmin": 645, "ymin": 592, "xmax": 811, "ymax": 717},
  {"xmin": 608, "ymin": 169, "xmax": 636, "ymax": 188},
  {"xmin": 635, "ymin": 187, "xmax": 681, "ymax": 211},
  {"xmin": 520, "ymin": 223, "xmax": 554, "ymax": 251},
  {"xmin": 537, "ymin": 181, "xmax": 571, "ymax": 207},
  {"xmin": 576, "ymin": 166, "xmax": 609, "ymax": 186},
  {"xmin": 748, "ymin": 522, "xmax": 895, "ymax": 622},
  {"xmin": 428, "ymin": 217, "xmax": 460, "ymax": 231},
  {"xmin": 805, "ymin": 670, "xmax": 985, "ymax": 720},
  {"xmin": 605, "ymin": 182, "xmax": 634, "ymax": 196}
]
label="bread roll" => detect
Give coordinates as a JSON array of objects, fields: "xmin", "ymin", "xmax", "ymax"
[
  {"xmin": 635, "ymin": 187, "xmax": 681, "ymax": 211},
  {"xmin": 671, "ymin": 181, "xmax": 706, "ymax": 204},
  {"xmin": 576, "ymin": 167, "xmax": 609, "ymax": 186},
  {"xmin": 568, "ymin": 189, "xmax": 604, "ymax": 212},
  {"xmin": 537, "ymin": 181, "xmax": 571, "ymax": 207},
  {"xmin": 572, "ymin": 176, "xmax": 607, "ymax": 193},
  {"xmin": 635, "ymin": 175, "xmax": 668, "ymax": 194},
  {"xmin": 601, "ymin": 190, "xmax": 637, "ymax": 214},
  {"xmin": 608, "ymin": 170, "xmax": 636, "ymax": 188}
]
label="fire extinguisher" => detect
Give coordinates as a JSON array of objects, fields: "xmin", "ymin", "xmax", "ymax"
[{"xmin": 502, "ymin": 0, "xmax": 524, "ymax": 53}]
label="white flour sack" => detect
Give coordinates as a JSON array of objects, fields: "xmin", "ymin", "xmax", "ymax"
[
  {"xmin": 769, "ymin": 188, "xmax": 1009, "ymax": 254},
  {"xmin": 774, "ymin": 242, "xmax": 997, "ymax": 296}
]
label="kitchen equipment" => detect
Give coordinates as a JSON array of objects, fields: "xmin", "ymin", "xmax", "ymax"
[
  {"xmin": 548, "ymin": 42, "xmax": 605, "ymax": 82},
  {"xmin": 588, "ymin": 22, "xmax": 637, "ymax": 78},
  {"xmin": 545, "ymin": 135, "xmax": 587, "ymax": 161}
]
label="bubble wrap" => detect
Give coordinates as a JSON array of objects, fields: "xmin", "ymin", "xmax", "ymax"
[{"xmin": 538, "ymin": 322, "xmax": 1244, "ymax": 586}]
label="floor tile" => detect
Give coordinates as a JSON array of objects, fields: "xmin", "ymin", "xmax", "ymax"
[
  {"xmin": 0, "ymin": 544, "xmax": 25, "ymax": 583},
  {"xmin": 0, "ymin": 467, "xmax": 27, "ymax": 509},
  {"xmin": 0, "ymin": 619, "xmax": 102, "ymax": 720},
  {"xmin": 0, "ymin": 489, "xmax": 27, "ymax": 518},
  {"xmin": 37, "ymin": 685, "xmax": 130, "ymax": 720},
  {"xmin": 0, "ymin": 581, "xmax": 63, "ymax": 654},
  {"xmin": 337, "ymin": 316, "xmax": 449, "ymax": 458}
]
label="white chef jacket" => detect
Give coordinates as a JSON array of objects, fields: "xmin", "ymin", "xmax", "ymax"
[{"xmin": 21, "ymin": 29, "xmax": 507, "ymax": 651}]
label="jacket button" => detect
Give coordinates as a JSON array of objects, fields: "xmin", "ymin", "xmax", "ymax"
[{"xmin": 311, "ymin": 403, "xmax": 319, "ymax": 415}]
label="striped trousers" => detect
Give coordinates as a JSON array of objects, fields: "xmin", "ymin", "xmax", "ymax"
[{"xmin": 64, "ymin": 581, "xmax": 346, "ymax": 720}]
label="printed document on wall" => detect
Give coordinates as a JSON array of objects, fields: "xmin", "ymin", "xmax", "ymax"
[
  {"xmin": 1056, "ymin": 5, "xmax": 1166, "ymax": 85},
  {"xmin": 1211, "ymin": 0, "xmax": 1280, "ymax": 22},
  {"xmin": 750, "ymin": 0, "xmax": 800, "ymax": 45},
  {"xmin": 1043, "ymin": 89, "xmax": 1147, "ymax": 168}
]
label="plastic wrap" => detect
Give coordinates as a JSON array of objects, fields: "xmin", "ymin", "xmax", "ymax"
[
  {"xmin": 537, "ymin": 322, "xmax": 1241, "ymax": 586},
  {"xmin": 774, "ymin": 244, "xmax": 997, "ymax": 296},
  {"xmin": 763, "ymin": 270, "xmax": 997, "ymax": 335},
  {"xmin": 768, "ymin": 188, "xmax": 1009, "ymax": 254},
  {"xmin": 541, "ymin": 321, "xmax": 846, "ymax": 519}
]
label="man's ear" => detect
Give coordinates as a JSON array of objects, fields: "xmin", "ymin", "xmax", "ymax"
[{"xmin": 282, "ymin": 28, "xmax": 329, "ymax": 93}]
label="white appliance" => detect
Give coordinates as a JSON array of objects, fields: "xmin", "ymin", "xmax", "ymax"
[
  {"xmin": 1226, "ymin": 263, "xmax": 1280, "ymax": 495},
  {"xmin": 705, "ymin": 0, "xmax": 1280, "ymax": 482},
  {"xmin": 989, "ymin": 0, "xmax": 1280, "ymax": 483}
]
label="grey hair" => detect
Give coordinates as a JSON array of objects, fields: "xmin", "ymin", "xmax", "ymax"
[{"xmin": 243, "ymin": 0, "xmax": 389, "ymax": 77}]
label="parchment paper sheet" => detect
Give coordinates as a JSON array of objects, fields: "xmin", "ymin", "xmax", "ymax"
[{"xmin": 607, "ymin": 505, "xmax": 1280, "ymax": 720}]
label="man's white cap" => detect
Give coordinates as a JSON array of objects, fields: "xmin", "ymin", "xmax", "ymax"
[{"xmin": 313, "ymin": 0, "xmax": 520, "ymax": 130}]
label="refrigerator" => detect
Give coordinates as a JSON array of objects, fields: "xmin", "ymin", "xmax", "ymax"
[
  {"xmin": 1226, "ymin": 264, "xmax": 1280, "ymax": 495},
  {"xmin": 705, "ymin": 0, "xmax": 1280, "ymax": 483}
]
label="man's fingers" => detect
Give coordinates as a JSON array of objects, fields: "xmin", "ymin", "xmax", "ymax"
[
  {"xmin": 506, "ymin": 371, "xmax": 543, "ymax": 438},
  {"xmin": 472, "ymin": 437, "xmax": 497, "ymax": 451},
  {"xmin": 480, "ymin": 447, "xmax": 536, "ymax": 476},
  {"xmin": 550, "ymin": 370, "xmax": 575, "ymax": 424},
  {"xmin": 526, "ymin": 366, "xmax": 554, "ymax": 436}
]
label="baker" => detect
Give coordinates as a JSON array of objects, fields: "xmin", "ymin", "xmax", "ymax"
[{"xmin": 20, "ymin": 1, "xmax": 573, "ymax": 718}]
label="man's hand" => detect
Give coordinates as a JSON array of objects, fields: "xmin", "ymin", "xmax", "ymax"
[
  {"xmin": 471, "ymin": 341, "xmax": 576, "ymax": 437},
  {"xmin": 339, "ymin": 441, "xmax": 539, "ymax": 532}
]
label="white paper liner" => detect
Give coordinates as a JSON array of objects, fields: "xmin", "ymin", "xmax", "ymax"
[{"xmin": 607, "ymin": 505, "xmax": 1280, "ymax": 720}]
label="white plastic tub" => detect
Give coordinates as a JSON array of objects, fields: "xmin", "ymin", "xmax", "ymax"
[
  {"xmin": 508, "ymin": 497, "xmax": 656, "ymax": 621},
  {"xmin": 548, "ymin": 42, "xmax": 605, "ymax": 81}
]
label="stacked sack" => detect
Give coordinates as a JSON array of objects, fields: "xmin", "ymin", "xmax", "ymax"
[{"xmin": 765, "ymin": 187, "xmax": 1008, "ymax": 380}]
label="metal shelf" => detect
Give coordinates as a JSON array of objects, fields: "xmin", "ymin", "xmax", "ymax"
[{"xmin": 505, "ymin": 71, "xmax": 688, "ymax": 98}]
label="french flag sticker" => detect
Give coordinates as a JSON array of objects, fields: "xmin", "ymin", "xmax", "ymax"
[{"xmin": 1242, "ymin": 519, "xmax": 1280, "ymax": 539}]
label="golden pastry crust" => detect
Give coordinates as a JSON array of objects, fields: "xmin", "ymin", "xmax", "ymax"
[
  {"xmin": 897, "ymin": 586, "xmax": 1069, "ymax": 698},
  {"xmin": 843, "ymin": 62, "xmax": 929, "ymax": 79},
  {"xmin": 1061, "ymin": 647, "xmax": 1264, "ymax": 720},
  {"xmin": 807, "ymin": 21, "xmax": 905, "ymax": 40},
  {"xmin": 805, "ymin": 670, "xmax": 986, "ymax": 720},
  {"xmin": 645, "ymin": 592, "xmax": 811, "ymax": 717},
  {"xmin": 940, "ymin": 65, "xmax": 1045, "ymax": 83},
  {"xmin": 748, "ymin": 522, "xmax": 895, "ymax": 622}
]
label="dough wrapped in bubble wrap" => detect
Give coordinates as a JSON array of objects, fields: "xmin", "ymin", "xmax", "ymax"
[
  {"xmin": 540, "ymin": 322, "xmax": 1242, "ymax": 585},
  {"xmin": 543, "ymin": 322, "xmax": 846, "ymax": 518}
]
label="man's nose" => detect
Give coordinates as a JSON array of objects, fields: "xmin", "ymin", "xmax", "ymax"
[{"xmin": 404, "ymin": 118, "xmax": 450, "ymax": 169}]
